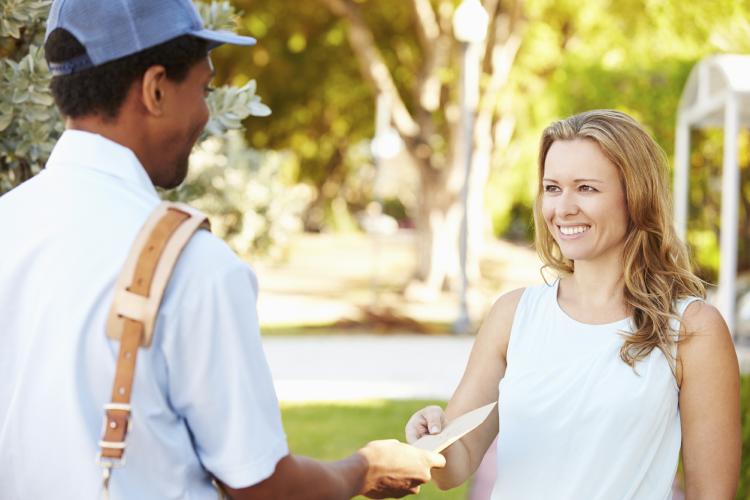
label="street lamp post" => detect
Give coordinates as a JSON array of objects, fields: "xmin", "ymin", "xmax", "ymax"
[
  {"xmin": 453, "ymin": 0, "xmax": 488, "ymax": 335},
  {"xmin": 369, "ymin": 93, "xmax": 402, "ymax": 308}
]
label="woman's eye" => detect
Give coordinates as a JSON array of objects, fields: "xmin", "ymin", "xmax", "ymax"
[
  {"xmin": 579, "ymin": 184, "xmax": 597, "ymax": 192},
  {"xmin": 543, "ymin": 184, "xmax": 560, "ymax": 192}
]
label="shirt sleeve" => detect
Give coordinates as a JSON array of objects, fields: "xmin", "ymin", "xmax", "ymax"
[{"xmin": 159, "ymin": 256, "xmax": 288, "ymax": 488}]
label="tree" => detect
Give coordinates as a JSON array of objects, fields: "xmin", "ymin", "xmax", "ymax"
[
  {"xmin": 309, "ymin": 0, "xmax": 593, "ymax": 284},
  {"xmin": 311, "ymin": 0, "xmax": 524, "ymax": 295},
  {"xmin": 0, "ymin": 0, "xmax": 312, "ymax": 258},
  {"xmin": 212, "ymin": 0, "xmax": 378, "ymax": 232}
]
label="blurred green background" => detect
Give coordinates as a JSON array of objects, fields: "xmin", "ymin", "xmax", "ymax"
[{"xmin": 208, "ymin": 0, "xmax": 750, "ymax": 283}]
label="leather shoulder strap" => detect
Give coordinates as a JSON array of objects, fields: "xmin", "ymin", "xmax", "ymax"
[
  {"xmin": 98, "ymin": 201, "xmax": 210, "ymax": 468},
  {"xmin": 106, "ymin": 201, "xmax": 210, "ymax": 348}
]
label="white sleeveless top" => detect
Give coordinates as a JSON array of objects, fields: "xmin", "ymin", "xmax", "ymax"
[{"xmin": 492, "ymin": 281, "xmax": 699, "ymax": 500}]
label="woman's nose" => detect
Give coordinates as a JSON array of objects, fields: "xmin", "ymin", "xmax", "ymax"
[{"xmin": 556, "ymin": 191, "xmax": 580, "ymax": 217}]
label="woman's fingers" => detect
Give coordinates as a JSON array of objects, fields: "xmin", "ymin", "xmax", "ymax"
[
  {"xmin": 423, "ymin": 406, "xmax": 446, "ymax": 434},
  {"xmin": 405, "ymin": 405, "xmax": 446, "ymax": 443}
]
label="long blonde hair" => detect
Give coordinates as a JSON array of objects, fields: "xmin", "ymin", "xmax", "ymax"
[{"xmin": 532, "ymin": 109, "xmax": 705, "ymax": 368}]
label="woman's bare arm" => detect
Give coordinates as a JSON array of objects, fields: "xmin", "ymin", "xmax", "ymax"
[
  {"xmin": 678, "ymin": 301, "xmax": 741, "ymax": 499},
  {"xmin": 406, "ymin": 288, "xmax": 523, "ymax": 489}
]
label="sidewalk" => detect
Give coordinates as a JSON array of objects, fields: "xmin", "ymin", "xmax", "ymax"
[
  {"xmin": 262, "ymin": 334, "xmax": 474, "ymax": 402},
  {"xmin": 263, "ymin": 333, "xmax": 750, "ymax": 402}
]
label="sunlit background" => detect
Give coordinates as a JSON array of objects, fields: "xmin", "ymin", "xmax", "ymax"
[{"xmin": 2, "ymin": 0, "xmax": 749, "ymax": 498}]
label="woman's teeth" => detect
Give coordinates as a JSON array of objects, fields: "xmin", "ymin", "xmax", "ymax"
[{"xmin": 559, "ymin": 225, "xmax": 589, "ymax": 235}]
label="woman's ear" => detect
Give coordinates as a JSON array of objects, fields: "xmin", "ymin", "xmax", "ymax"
[{"xmin": 140, "ymin": 65, "xmax": 167, "ymax": 116}]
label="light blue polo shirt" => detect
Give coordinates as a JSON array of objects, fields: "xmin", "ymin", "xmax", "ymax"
[{"xmin": 0, "ymin": 130, "xmax": 288, "ymax": 499}]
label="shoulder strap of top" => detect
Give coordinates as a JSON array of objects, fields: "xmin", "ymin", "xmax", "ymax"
[
  {"xmin": 676, "ymin": 296, "xmax": 703, "ymax": 317},
  {"xmin": 97, "ymin": 202, "xmax": 210, "ymax": 486}
]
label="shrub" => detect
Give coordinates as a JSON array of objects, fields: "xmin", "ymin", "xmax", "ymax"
[{"xmin": 165, "ymin": 131, "xmax": 312, "ymax": 260}]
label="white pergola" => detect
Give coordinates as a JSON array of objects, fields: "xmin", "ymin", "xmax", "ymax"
[{"xmin": 674, "ymin": 54, "xmax": 750, "ymax": 338}]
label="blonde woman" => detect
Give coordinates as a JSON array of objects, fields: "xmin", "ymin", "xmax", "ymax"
[{"xmin": 405, "ymin": 110, "xmax": 741, "ymax": 499}]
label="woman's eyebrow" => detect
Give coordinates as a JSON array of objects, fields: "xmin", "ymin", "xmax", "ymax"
[{"xmin": 542, "ymin": 178, "xmax": 603, "ymax": 183}]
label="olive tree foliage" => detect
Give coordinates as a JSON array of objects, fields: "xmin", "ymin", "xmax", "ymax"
[
  {"xmin": 0, "ymin": 0, "xmax": 57, "ymax": 192},
  {"xmin": 167, "ymin": 131, "xmax": 314, "ymax": 260},
  {"xmin": 0, "ymin": 0, "xmax": 309, "ymax": 258}
]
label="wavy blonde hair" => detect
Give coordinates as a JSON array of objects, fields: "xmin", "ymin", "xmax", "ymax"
[{"xmin": 532, "ymin": 109, "xmax": 705, "ymax": 369}]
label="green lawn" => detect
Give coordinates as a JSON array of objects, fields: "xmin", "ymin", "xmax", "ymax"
[{"xmin": 281, "ymin": 399, "xmax": 471, "ymax": 500}]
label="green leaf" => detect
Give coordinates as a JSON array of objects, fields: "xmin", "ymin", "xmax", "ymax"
[
  {"xmin": 0, "ymin": 111, "xmax": 13, "ymax": 132},
  {"xmin": 29, "ymin": 91, "xmax": 54, "ymax": 106}
]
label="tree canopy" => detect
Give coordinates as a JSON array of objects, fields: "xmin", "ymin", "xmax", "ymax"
[{"xmin": 215, "ymin": 0, "xmax": 750, "ymax": 282}]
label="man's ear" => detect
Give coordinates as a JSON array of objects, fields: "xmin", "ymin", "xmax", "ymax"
[{"xmin": 141, "ymin": 65, "xmax": 168, "ymax": 116}]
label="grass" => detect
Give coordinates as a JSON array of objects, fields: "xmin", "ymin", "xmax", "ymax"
[
  {"xmin": 739, "ymin": 374, "xmax": 750, "ymax": 500},
  {"xmin": 281, "ymin": 399, "xmax": 470, "ymax": 500}
]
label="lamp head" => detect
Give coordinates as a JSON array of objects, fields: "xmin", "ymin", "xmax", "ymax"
[{"xmin": 453, "ymin": 0, "xmax": 489, "ymax": 44}]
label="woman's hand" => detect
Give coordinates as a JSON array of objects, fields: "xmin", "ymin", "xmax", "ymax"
[{"xmin": 404, "ymin": 405, "xmax": 447, "ymax": 444}]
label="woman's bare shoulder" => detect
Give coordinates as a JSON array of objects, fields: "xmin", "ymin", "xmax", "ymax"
[
  {"xmin": 476, "ymin": 288, "xmax": 526, "ymax": 360},
  {"xmin": 678, "ymin": 301, "xmax": 737, "ymax": 384},
  {"xmin": 681, "ymin": 300, "xmax": 730, "ymax": 342},
  {"xmin": 487, "ymin": 288, "xmax": 526, "ymax": 321}
]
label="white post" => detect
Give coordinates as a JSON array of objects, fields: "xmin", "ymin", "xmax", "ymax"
[
  {"xmin": 454, "ymin": 41, "xmax": 480, "ymax": 335},
  {"xmin": 452, "ymin": 0, "xmax": 488, "ymax": 335},
  {"xmin": 718, "ymin": 95, "xmax": 739, "ymax": 338},
  {"xmin": 673, "ymin": 118, "xmax": 690, "ymax": 241}
]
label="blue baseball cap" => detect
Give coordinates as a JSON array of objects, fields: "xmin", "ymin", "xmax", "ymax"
[{"xmin": 45, "ymin": 0, "xmax": 256, "ymax": 76}]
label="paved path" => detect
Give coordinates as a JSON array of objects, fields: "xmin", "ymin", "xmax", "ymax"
[
  {"xmin": 262, "ymin": 334, "xmax": 474, "ymax": 402},
  {"xmin": 264, "ymin": 335, "xmax": 750, "ymax": 403}
]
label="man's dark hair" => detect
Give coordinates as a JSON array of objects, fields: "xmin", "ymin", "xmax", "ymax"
[{"xmin": 45, "ymin": 29, "xmax": 209, "ymax": 119}]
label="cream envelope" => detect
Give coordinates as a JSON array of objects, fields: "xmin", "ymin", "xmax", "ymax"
[{"xmin": 411, "ymin": 402, "xmax": 497, "ymax": 453}]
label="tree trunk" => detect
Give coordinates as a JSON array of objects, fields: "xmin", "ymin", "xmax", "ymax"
[
  {"xmin": 412, "ymin": 161, "xmax": 462, "ymax": 292},
  {"xmin": 468, "ymin": 24, "xmax": 523, "ymax": 284},
  {"xmin": 318, "ymin": 0, "xmax": 526, "ymax": 301}
]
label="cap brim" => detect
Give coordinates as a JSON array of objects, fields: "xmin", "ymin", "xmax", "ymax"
[{"xmin": 191, "ymin": 29, "xmax": 256, "ymax": 48}]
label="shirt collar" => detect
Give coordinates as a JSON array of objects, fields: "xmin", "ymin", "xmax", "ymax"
[{"xmin": 46, "ymin": 129, "xmax": 159, "ymax": 200}]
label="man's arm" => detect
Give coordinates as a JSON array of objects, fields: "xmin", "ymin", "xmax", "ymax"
[{"xmin": 220, "ymin": 440, "xmax": 446, "ymax": 500}]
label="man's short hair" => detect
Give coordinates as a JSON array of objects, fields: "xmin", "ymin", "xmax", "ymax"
[{"xmin": 44, "ymin": 29, "xmax": 209, "ymax": 119}]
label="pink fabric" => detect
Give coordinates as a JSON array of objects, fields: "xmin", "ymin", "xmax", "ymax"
[{"xmin": 468, "ymin": 438, "xmax": 497, "ymax": 500}]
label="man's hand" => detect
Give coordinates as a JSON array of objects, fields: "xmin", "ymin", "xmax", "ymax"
[{"xmin": 356, "ymin": 439, "xmax": 446, "ymax": 499}]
